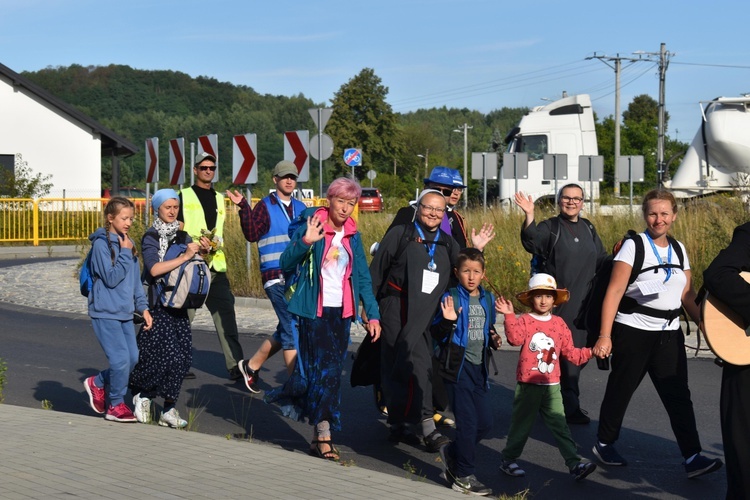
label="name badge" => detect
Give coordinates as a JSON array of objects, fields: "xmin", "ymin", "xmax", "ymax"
[
  {"xmin": 421, "ymin": 270, "xmax": 440, "ymax": 294},
  {"xmin": 636, "ymin": 279, "xmax": 667, "ymax": 296}
]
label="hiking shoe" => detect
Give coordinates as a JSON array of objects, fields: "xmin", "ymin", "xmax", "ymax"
[
  {"xmin": 566, "ymin": 407, "xmax": 591, "ymax": 425},
  {"xmin": 237, "ymin": 360, "xmax": 261, "ymax": 393},
  {"xmin": 439, "ymin": 444, "xmax": 456, "ymax": 482},
  {"xmin": 423, "ymin": 429, "xmax": 451, "ymax": 453},
  {"xmin": 159, "ymin": 408, "xmax": 187, "ymax": 429},
  {"xmin": 228, "ymin": 366, "xmax": 242, "ymax": 381},
  {"xmin": 593, "ymin": 443, "xmax": 627, "ymax": 466},
  {"xmin": 570, "ymin": 461, "xmax": 597, "ymax": 481},
  {"xmin": 499, "ymin": 459, "xmax": 526, "ymax": 477},
  {"xmin": 374, "ymin": 386, "xmax": 388, "ymax": 416},
  {"xmin": 132, "ymin": 393, "xmax": 151, "ymax": 424},
  {"xmin": 451, "ymin": 474, "xmax": 491, "ymax": 496},
  {"xmin": 105, "ymin": 403, "xmax": 137, "ymax": 423},
  {"xmin": 684, "ymin": 454, "xmax": 723, "ymax": 479},
  {"xmin": 388, "ymin": 424, "xmax": 421, "ymax": 446},
  {"xmin": 83, "ymin": 376, "xmax": 105, "ymax": 414}
]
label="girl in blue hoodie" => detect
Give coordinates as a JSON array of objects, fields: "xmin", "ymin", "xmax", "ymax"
[{"xmin": 83, "ymin": 197, "xmax": 152, "ymax": 422}]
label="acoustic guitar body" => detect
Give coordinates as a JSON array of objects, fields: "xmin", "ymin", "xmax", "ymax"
[{"xmin": 702, "ymin": 271, "xmax": 750, "ymax": 366}]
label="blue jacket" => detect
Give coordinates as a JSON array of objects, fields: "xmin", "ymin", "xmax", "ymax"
[
  {"xmin": 280, "ymin": 206, "xmax": 380, "ymax": 323},
  {"xmin": 87, "ymin": 228, "xmax": 149, "ymax": 320},
  {"xmin": 431, "ymin": 284, "xmax": 496, "ymax": 385}
]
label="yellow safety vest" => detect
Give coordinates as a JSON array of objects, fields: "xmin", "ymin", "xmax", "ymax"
[{"xmin": 180, "ymin": 187, "xmax": 227, "ymax": 272}]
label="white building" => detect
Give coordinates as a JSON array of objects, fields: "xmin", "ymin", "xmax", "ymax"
[{"xmin": 0, "ymin": 62, "xmax": 137, "ymax": 199}]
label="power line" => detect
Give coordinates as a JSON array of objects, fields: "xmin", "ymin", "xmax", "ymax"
[{"xmin": 671, "ymin": 61, "xmax": 750, "ymax": 69}]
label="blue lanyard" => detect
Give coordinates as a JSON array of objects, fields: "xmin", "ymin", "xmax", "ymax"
[
  {"xmin": 645, "ymin": 231, "xmax": 672, "ymax": 283},
  {"xmin": 414, "ymin": 222, "xmax": 439, "ymax": 271},
  {"xmin": 272, "ymin": 193, "xmax": 295, "ymax": 223}
]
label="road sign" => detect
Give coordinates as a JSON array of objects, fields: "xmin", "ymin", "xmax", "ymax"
[
  {"xmin": 542, "ymin": 154, "xmax": 568, "ymax": 181},
  {"xmin": 471, "ymin": 152, "xmax": 498, "ymax": 179},
  {"xmin": 197, "ymin": 134, "xmax": 219, "ymax": 182},
  {"xmin": 617, "ymin": 155, "xmax": 645, "ymax": 182},
  {"xmin": 233, "ymin": 133, "xmax": 258, "ymax": 185},
  {"xmin": 366, "ymin": 170, "xmax": 377, "ymax": 180},
  {"xmin": 310, "ymin": 134, "xmax": 334, "ymax": 161},
  {"xmin": 502, "ymin": 153, "xmax": 528, "ymax": 180},
  {"xmin": 168, "ymin": 138, "xmax": 185, "ymax": 185},
  {"xmin": 145, "ymin": 137, "xmax": 159, "ymax": 183},
  {"xmin": 344, "ymin": 148, "xmax": 362, "ymax": 167},
  {"xmin": 308, "ymin": 108, "xmax": 333, "ymax": 131},
  {"xmin": 579, "ymin": 155, "xmax": 604, "ymax": 182},
  {"xmin": 284, "ymin": 130, "xmax": 310, "ymax": 182}
]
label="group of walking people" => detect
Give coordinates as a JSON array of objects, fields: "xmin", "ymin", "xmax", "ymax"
[{"xmin": 83, "ymin": 157, "xmax": 741, "ymax": 498}]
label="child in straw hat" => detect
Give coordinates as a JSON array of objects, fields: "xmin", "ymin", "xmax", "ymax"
[{"xmin": 495, "ymin": 273, "xmax": 597, "ymax": 481}]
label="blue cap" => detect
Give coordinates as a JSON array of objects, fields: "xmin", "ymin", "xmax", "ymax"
[
  {"xmin": 451, "ymin": 169, "xmax": 467, "ymax": 189},
  {"xmin": 152, "ymin": 188, "xmax": 179, "ymax": 213},
  {"xmin": 423, "ymin": 166, "xmax": 457, "ymax": 187}
]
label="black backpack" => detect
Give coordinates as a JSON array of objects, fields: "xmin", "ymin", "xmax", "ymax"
[
  {"xmin": 529, "ymin": 216, "xmax": 595, "ymax": 276},
  {"xmin": 575, "ymin": 231, "xmax": 685, "ymax": 346}
]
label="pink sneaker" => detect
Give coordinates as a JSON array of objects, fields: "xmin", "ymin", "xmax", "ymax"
[
  {"xmin": 83, "ymin": 376, "xmax": 105, "ymax": 414},
  {"xmin": 105, "ymin": 403, "xmax": 137, "ymax": 423}
]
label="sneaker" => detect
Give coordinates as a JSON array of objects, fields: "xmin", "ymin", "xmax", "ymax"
[
  {"xmin": 451, "ymin": 474, "xmax": 491, "ymax": 496},
  {"xmin": 423, "ymin": 429, "xmax": 451, "ymax": 453},
  {"xmin": 237, "ymin": 360, "xmax": 261, "ymax": 393},
  {"xmin": 228, "ymin": 366, "xmax": 242, "ymax": 381},
  {"xmin": 132, "ymin": 393, "xmax": 152, "ymax": 424},
  {"xmin": 105, "ymin": 403, "xmax": 137, "ymax": 423},
  {"xmin": 593, "ymin": 442, "xmax": 627, "ymax": 466},
  {"xmin": 499, "ymin": 459, "xmax": 526, "ymax": 477},
  {"xmin": 439, "ymin": 444, "xmax": 456, "ymax": 482},
  {"xmin": 83, "ymin": 376, "xmax": 105, "ymax": 414},
  {"xmin": 570, "ymin": 461, "xmax": 597, "ymax": 481},
  {"xmin": 159, "ymin": 408, "xmax": 187, "ymax": 429},
  {"xmin": 566, "ymin": 407, "xmax": 591, "ymax": 425},
  {"xmin": 684, "ymin": 454, "xmax": 723, "ymax": 479}
]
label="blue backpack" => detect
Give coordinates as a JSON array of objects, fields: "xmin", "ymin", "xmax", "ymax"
[
  {"xmin": 154, "ymin": 241, "xmax": 211, "ymax": 309},
  {"xmin": 79, "ymin": 233, "xmax": 113, "ymax": 297}
]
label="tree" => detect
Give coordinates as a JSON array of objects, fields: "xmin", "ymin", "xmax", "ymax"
[
  {"xmin": 0, "ymin": 154, "xmax": 53, "ymax": 198},
  {"xmin": 326, "ymin": 68, "xmax": 404, "ymax": 180}
]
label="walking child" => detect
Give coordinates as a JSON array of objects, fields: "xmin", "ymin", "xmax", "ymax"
[
  {"xmin": 432, "ymin": 248, "xmax": 502, "ymax": 496},
  {"xmin": 495, "ymin": 273, "xmax": 597, "ymax": 480},
  {"xmin": 83, "ymin": 196, "xmax": 153, "ymax": 422}
]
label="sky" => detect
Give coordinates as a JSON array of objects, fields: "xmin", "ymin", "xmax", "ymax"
[{"xmin": 2, "ymin": 0, "xmax": 749, "ymax": 144}]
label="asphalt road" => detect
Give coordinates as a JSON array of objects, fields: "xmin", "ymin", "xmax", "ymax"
[{"xmin": 0, "ymin": 259, "xmax": 728, "ymax": 499}]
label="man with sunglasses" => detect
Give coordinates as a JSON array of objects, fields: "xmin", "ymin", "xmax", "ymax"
[{"xmin": 178, "ymin": 152, "xmax": 245, "ymax": 381}]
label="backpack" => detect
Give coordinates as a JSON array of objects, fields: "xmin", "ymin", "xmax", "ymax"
[
  {"xmin": 154, "ymin": 240, "xmax": 211, "ymax": 309},
  {"xmin": 574, "ymin": 231, "xmax": 685, "ymax": 346},
  {"xmin": 80, "ymin": 233, "xmax": 113, "ymax": 297},
  {"xmin": 529, "ymin": 216, "xmax": 595, "ymax": 276}
]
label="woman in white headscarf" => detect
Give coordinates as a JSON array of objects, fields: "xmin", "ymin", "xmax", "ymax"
[{"xmin": 129, "ymin": 189, "xmax": 210, "ymax": 429}]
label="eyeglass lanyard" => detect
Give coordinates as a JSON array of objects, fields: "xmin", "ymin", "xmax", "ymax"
[
  {"xmin": 414, "ymin": 222, "xmax": 439, "ymax": 271},
  {"xmin": 644, "ymin": 231, "xmax": 672, "ymax": 283}
]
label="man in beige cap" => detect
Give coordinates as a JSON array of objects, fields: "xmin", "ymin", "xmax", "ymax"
[
  {"xmin": 227, "ymin": 160, "xmax": 307, "ymax": 393},
  {"xmin": 178, "ymin": 152, "xmax": 245, "ymax": 380}
]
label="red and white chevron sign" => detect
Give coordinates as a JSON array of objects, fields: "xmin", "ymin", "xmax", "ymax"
[
  {"xmin": 145, "ymin": 137, "xmax": 159, "ymax": 183},
  {"xmin": 169, "ymin": 138, "xmax": 185, "ymax": 185},
  {"xmin": 197, "ymin": 133, "xmax": 219, "ymax": 182},
  {"xmin": 284, "ymin": 130, "xmax": 309, "ymax": 182},
  {"xmin": 233, "ymin": 133, "xmax": 258, "ymax": 185}
]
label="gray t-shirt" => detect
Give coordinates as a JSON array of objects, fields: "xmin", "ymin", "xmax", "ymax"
[{"xmin": 465, "ymin": 295, "xmax": 486, "ymax": 365}]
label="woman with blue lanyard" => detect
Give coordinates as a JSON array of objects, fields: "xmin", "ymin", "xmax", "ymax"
[
  {"xmin": 591, "ymin": 189, "xmax": 723, "ymax": 478},
  {"xmin": 370, "ymin": 189, "xmax": 461, "ymax": 452}
]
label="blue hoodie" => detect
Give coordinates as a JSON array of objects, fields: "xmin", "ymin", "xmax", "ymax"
[{"xmin": 87, "ymin": 228, "xmax": 148, "ymax": 320}]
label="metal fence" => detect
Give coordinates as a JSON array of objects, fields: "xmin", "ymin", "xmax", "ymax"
[{"xmin": 0, "ymin": 196, "xmax": 328, "ymax": 246}]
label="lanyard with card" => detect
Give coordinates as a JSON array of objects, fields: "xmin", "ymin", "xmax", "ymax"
[{"xmin": 415, "ymin": 223, "xmax": 440, "ymax": 294}]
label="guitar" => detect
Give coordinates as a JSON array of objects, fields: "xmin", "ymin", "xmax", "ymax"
[{"xmin": 701, "ymin": 271, "xmax": 750, "ymax": 365}]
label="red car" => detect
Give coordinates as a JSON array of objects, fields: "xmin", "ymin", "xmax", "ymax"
[{"xmin": 358, "ymin": 188, "xmax": 383, "ymax": 212}]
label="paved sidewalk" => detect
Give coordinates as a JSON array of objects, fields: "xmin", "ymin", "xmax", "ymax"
[{"xmin": 0, "ymin": 404, "xmax": 459, "ymax": 499}]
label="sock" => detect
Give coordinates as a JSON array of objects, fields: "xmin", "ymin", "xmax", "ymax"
[
  {"xmin": 164, "ymin": 401, "xmax": 176, "ymax": 412},
  {"xmin": 315, "ymin": 420, "xmax": 331, "ymax": 440},
  {"xmin": 421, "ymin": 417, "xmax": 437, "ymax": 437}
]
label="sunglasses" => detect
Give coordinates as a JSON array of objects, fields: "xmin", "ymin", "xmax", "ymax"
[{"xmin": 197, "ymin": 166, "xmax": 217, "ymax": 172}]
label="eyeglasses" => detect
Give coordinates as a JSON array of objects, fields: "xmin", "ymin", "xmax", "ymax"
[
  {"xmin": 419, "ymin": 204, "xmax": 446, "ymax": 214},
  {"xmin": 560, "ymin": 196, "xmax": 583, "ymax": 204},
  {"xmin": 197, "ymin": 166, "xmax": 217, "ymax": 172}
]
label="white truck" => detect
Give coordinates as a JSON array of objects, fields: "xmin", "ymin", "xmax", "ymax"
[
  {"xmin": 664, "ymin": 95, "xmax": 750, "ymax": 198},
  {"xmin": 502, "ymin": 93, "xmax": 600, "ymax": 203}
]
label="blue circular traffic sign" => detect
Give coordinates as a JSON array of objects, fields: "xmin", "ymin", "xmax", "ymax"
[{"xmin": 343, "ymin": 148, "xmax": 362, "ymax": 167}]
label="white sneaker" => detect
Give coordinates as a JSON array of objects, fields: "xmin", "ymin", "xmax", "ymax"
[
  {"xmin": 132, "ymin": 393, "xmax": 151, "ymax": 424},
  {"xmin": 159, "ymin": 408, "xmax": 187, "ymax": 429}
]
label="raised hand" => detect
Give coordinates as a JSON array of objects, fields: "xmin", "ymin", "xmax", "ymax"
[
  {"xmin": 495, "ymin": 295, "xmax": 514, "ymax": 315},
  {"xmin": 441, "ymin": 295, "xmax": 460, "ymax": 322},
  {"xmin": 304, "ymin": 213, "xmax": 325, "ymax": 244},
  {"xmin": 226, "ymin": 189, "xmax": 244, "ymax": 206},
  {"xmin": 514, "ymin": 191, "xmax": 535, "ymax": 215},
  {"xmin": 471, "ymin": 223, "xmax": 496, "ymax": 251}
]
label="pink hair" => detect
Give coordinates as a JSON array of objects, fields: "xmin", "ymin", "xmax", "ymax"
[{"xmin": 327, "ymin": 177, "xmax": 362, "ymax": 201}]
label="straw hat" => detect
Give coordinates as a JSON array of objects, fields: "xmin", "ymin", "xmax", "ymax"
[{"xmin": 516, "ymin": 273, "xmax": 570, "ymax": 306}]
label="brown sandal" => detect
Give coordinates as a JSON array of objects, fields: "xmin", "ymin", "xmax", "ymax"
[{"xmin": 309, "ymin": 439, "xmax": 340, "ymax": 461}]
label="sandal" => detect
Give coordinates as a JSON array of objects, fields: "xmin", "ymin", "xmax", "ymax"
[
  {"xmin": 433, "ymin": 412, "xmax": 455, "ymax": 428},
  {"xmin": 499, "ymin": 459, "xmax": 526, "ymax": 477},
  {"xmin": 309, "ymin": 439, "xmax": 340, "ymax": 461}
]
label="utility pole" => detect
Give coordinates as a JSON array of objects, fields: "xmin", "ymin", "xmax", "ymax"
[
  {"xmin": 453, "ymin": 124, "xmax": 473, "ymax": 209},
  {"xmin": 587, "ymin": 52, "xmax": 654, "ymax": 197},
  {"xmin": 637, "ymin": 43, "xmax": 672, "ymax": 186}
]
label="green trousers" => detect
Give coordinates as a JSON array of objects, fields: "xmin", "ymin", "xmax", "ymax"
[{"xmin": 502, "ymin": 382, "xmax": 582, "ymax": 470}]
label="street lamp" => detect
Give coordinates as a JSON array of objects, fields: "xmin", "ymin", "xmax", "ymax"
[
  {"xmin": 453, "ymin": 124, "xmax": 472, "ymax": 209},
  {"xmin": 417, "ymin": 149, "xmax": 429, "ymax": 179}
]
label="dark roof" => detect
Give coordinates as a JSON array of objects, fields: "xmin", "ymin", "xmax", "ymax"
[{"xmin": 0, "ymin": 62, "xmax": 139, "ymax": 157}]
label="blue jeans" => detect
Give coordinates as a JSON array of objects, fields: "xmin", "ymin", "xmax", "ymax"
[
  {"xmin": 265, "ymin": 282, "xmax": 296, "ymax": 350},
  {"xmin": 91, "ymin": 318, "xmax": 139, "ymax": 406}
]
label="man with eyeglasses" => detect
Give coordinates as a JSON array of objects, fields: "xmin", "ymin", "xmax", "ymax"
[
  {"xmin": 178, "ymin": 152, "xmax": 245, "ymax": 381},
  {"xmin": 514, "ymin": 183, "xmax": 607, "ymax": 425}
]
